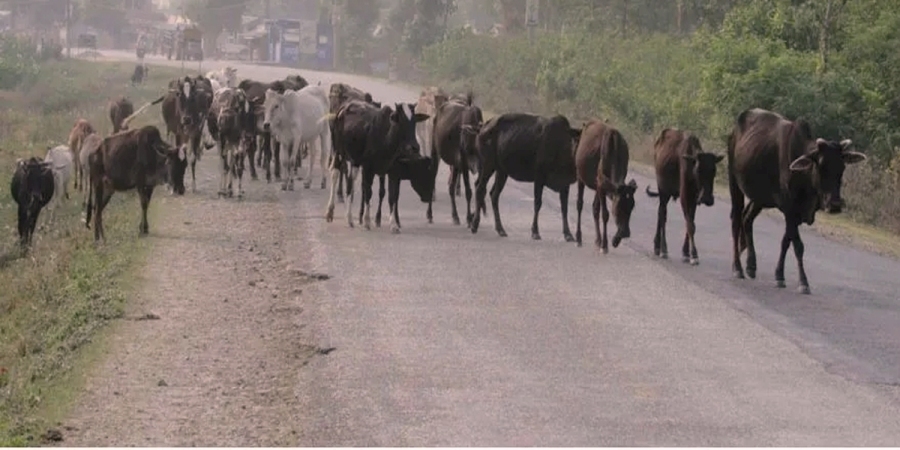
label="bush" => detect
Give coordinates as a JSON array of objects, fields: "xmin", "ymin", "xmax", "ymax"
[{"xmin": 0, "ymin": 36, "xmax": 39, "ymax": 90}]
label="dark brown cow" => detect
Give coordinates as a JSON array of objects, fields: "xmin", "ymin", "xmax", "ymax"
[
  {"xmin": 328, "ymin": 82, "xmax": 377, "ymax": 206},
  {"xmin": 728, "ymin": 108, "xmax": 867, "ymax": 294},
  {"xmin": 426, "ymin": 91, "xmax": 483, "ymax": 227},
  {"xmin": 471, "ymin": 113, "xmax": 581, "ymax": 241},
  {"xmin": 67, "ymin": 119, "xmax": 95, "ymax": 191},
  {"xmin": 646, "ymin": 128, "xmax": 723, "ymax": 264},
  {"xmin": 85, "ymin": 126, "xmax": 186, "ymax": 242},
  {"xmin": 574, "ymin": 119, "xmax": 638, "ymax": 252},
  {"xmin": 109, "ymin": 96, "xmax": 134, "ymax": 133}
]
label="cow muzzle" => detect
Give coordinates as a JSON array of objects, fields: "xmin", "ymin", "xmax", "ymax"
[
  {"xmin": 263, "ymin": 123, "xmax": 271, "ymax": 132},
  {"xmin": 613, "ymin": 228, "xmax": 630, "ymax": 248},
  {"xmin": 701, "ymin": 195, "xmax": 715, "ymax": 207}
]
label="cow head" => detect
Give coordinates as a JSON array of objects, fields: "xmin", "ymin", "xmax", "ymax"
[
  {"xmin": 789, "ymin": 138, "xmax": 867, "ymax": 216},
  {"xmin": 139, "ymin": 126, "xmax": 186, "ymax": 194},
  {"xmin": 397, "ymin": 154, "xmax": 435, "ymax": 202},
  {"xmin": 684, "ymin": 152, "xmax": 724, "ymax": 207},
  {"xmin": 225, "ymin": 67, "xmax": 238, "ymax": 88},
  {"xmin": 387, "ymin": 102, "xmax": 430, "ymax": 155},
  {"xmin": 262, "ymin": 89, "xmax": 285, "ymax": 134},
  {"xmin": 15, "ymin": 157, "xmax": 54, "ymax": 219},
  {"xmin": 610, "ymin": 179, "xmax": 638, "ymax": 248},
  {"xmin": 172, "ymin": 76, "xmax": 202, "ymax": 131}
]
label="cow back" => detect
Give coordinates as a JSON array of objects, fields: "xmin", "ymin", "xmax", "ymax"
[
  {"xmin": 96, "ymin": 127, "xmax": 169, "ymax": 190},
  {"xmin": 576, "ymin": 120, "xmax": 629, "ymax": 191},
  {"xmin": 653, "ymin": 128, "xmax": 699, "ymax": 195},
  {"xmin": 482, "ymin": 113, "xmax": 577, "ymax": 188}
]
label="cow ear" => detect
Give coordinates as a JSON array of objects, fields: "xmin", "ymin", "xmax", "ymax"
[
  {"xmin": 715, "ymin": 154, "xmax": 725, "ymax": 164},
  {"xmin": 842, "ymin": 151, "xmax": 867, "ymax": 165},
  {"xmin": 413, "ymin": 113, "xmax": 430, "ymax": 123},
  {"xmin": 789, "ymin": 155, "xmax": 815, "ymax": 172}
]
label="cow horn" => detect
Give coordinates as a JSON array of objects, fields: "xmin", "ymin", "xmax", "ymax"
[
  {"xmin": 840, "ymin": 139, "xmax": 852, "ymax": 149},
  {"xmin": 815, "ymin": 138, "xmax": 827, "ymax": 146}
]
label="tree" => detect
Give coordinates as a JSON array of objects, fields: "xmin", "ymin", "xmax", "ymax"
[{"xmin": 184, "ymin": 0, "xmax": 248, "ymax": 55}]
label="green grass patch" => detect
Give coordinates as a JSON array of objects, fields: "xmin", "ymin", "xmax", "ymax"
[{"xmin": 0, "ymin": 58, "xmax": 184, "ymax": 445}]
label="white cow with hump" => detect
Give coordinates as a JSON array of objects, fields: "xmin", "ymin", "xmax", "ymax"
[
  {"xmin": 205, "ymin": 66, "xmax": 238, "ymax": 90},
  {"xmin": 262, "ymin": 85, "xmax": 332, "ymax": 191}
]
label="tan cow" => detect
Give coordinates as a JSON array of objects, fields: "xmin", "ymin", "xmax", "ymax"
[{"xmin": 67, "ymin": 119, "xmax": 95, "ymax": 192}]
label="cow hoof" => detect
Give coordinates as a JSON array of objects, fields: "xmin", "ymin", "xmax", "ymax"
[
  {"xmin": 563, "ymin": 233, "xmax": 575, "ymax": 243},
  {"xmin": 288, "ymin": 184, "xmax": 295, "ymax": 191},
  {"xmin": 746, "ymin": 269, "xmax": 757, "ymax": 279},
  {"xmin": 601, "ymin": 247, "xmax": 609, "ymax": 254},
  {"xmin": 497, "ymin": 229, "xmax": 507, "ymax": 238},
  {"xmin": 690, "ymin": 258, "xmax": 699, "ymax": 266},
  {"xmin": 391, "ymin": 226, "xmax": 400, "ymax": 234},
  {"xmin": 321, "ymin": 180, "xmax": 327, "ymax": 189},
  {"xmin": 733, "ymin": 270, "xmax": 745, "ymax": 279},
  {"xmin": 304, "ymin": 183, "xmax": 311, "ymax": 189},
  {"xmin": 531, "ymin": 233, "xmax": 541, "ymax": 241},
  {"xmin": 776, "ymin": 280, "xmax": 786, "ymax": 288},
  {"xmin": 281, "ymin": 185, "xmax": 287, "ymax": 191},
  {"xmin": 452, "ymin": 216, "xmax": 460, "ymax": 226},
  {"xmin": 798, "ymin": 285, "xmax": 811, "ymax": 295}
]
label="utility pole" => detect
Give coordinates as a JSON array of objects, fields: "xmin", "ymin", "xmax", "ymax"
[
  {"xmin": 265, "ymin": 0, "xmax": 271, "ymax": 20},
  {"xmin": 65, "ymin": 0, "xmax": 72, "ymax": 58}
]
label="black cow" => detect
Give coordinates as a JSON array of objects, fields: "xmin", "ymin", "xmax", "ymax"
[
  {"xmin": 207, "ymin": 87, "xmax": 253, "ymax": 198},
  {"xmin": 326, "ymin": 101, "xmax": 432, "ymax": 233},
  {"xmin": 109, "ymin": 96, "xmax": 134, "ymax": 134},
  {"xmin": 11, "ymin": 157, "xmax": 55, "ymax": 248},
  {"xmin": 426, "ymin": 91, "xmax": 483, "ymax": 227},
  {"xmin": 161, "ymin": 75, "xmax": 214, "ymax": 193},
  {"xmin": 131, "ymin": 63, "xmax": 148, "ymax": 85},
  {"xmin": 471, "ymin": 113, "xmax": 582, "ymax": 241},
  {"xmin": 728, "ymin": 108, "xmax": 867, "ymax": 294},
  {"xmin": 85, "ymin": 126, "xmax": 186, "ymax": 242},
  {"xmin": 328, "ymin": 82, "xmax": 377, "ymax": 205}
]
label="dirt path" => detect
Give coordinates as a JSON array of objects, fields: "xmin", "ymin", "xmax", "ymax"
[{"xmin": 57, "ymin": 159, "xmax": 327, "ymax": 446}]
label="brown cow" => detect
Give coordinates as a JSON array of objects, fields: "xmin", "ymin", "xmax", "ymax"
[
  {"xmin": 645, "ymin": 128, "xmax": 723, "ymax": 264},
  {"xmin": 108, "ymin": 96, "xmax": 134, "ymax": 133},
  {"xmin": 67, "ymin": 119, "xmax": 95, "ymax": 191},
  {"xmin": 728, "ymin": 108, "xmax": 866, "ymax": 294},
  {"xmin": 574, "ymin": 119, "xmax": 638, "ymax": 252},
  {"xmin": 85, "ymin": 126, "xmax": 187, "ymax": 242}
]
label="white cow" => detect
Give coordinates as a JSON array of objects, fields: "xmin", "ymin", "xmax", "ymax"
[
  {"xmin": 206, "ymin": 66, "xmax": 238, "ymax": 89},
  {"xmin": 263, "ymin": 85, "xmax": 332, "ymax": 191},
  {"xmin": 43, "ymin": 144, "xmax": 73, "ymax": 224}
]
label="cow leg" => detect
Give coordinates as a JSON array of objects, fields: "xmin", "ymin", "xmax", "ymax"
[
  {"xmin": 236, "ymin": 148, "xmax": 245, "ymax": 198},
  {"xmin": 190, "ymin": 134, "xmax": 201, "ymax": 193},
  {"xmin": 600, "ymin": 192, "xmax": 609, "ymax": 254},
  {"xmin": 273, "ymin": 140, "xmax": 282, "ymax": 181},
  {"xmin": 462, "ymin": 164, "xmax": 474, "ymax": 228},
  {"xmin": 471, "ymin": 163, "xmax": 494, "ymax": 235},
  {"xmin": 375, "ymin": 174, "xmax": 386, "ymax": 227},
  {"xmin": 345, "ymin": 166, "xmax": 358, "ymax": 228},
  {"xmin": 337, "ymin": 165, "xmax": 345, "ymax": 203},
  {"xmin": 741, "ymin": 202, "xmax": 763, "ymax": 279},
  {"xmin": 320, "ymin": 132, "xmax": 330, "ymax": 190},
  {"xmin": 449, "ymin": 167, "xmax": 460, "ymax": 225},
  {"xmin": 218, "ymin": 141, "xmax": 228, "ymax": 197},
  {"xmin": 247, "ymin": 136, "xmax": 258, "ymax": 181},
  {"xmin": 592, "ymin": 190, "xmax": 603, "ymax": 251},
  {"xmin": 17, "ymin": 204, "xmax": 28, "ymax": 248},
  {"xmin": 94, "ymin": 184, "xmax": 113, "ymax": 243},
  {"xmin": 138, "ymin": 185, "xmax": 153, "ymax": 235},
  {"xmin": 531, "ymin": 180, "xmax": 544, "ymax": 240},
  {"xmin": 682, "ymin": 200, "xmax": 699, "ymax": 265},
  {"xmin": 362, "ymin": 168, "xmax": 375, "ymax": 230},
  {"xmin": 388, "ymin": 174, "xmax": 402, "ymax": 234},
  {"xmin": 775, "ymin": 217, "xmax": 810, "ymax": 294},
  {"xmin": 729, "ymin": 168, "xmax": 747, "ymax": 278},
  {"xmin": 575, "ymin": 182, "xmax": 585, "ymax": 247},
  {"xmin": 490, "ymin": 172, "xmax": 508, "ymax": 237},
  {"xmin": 304, "ymin": 141, "xmax": 315, "ymax": 189},
  {"xmin": 560, "ymin": 184, "xmax": 575, "ymax": 242},
  {"xmin": 653, "ymin": 194, "xmax": 670, "ymax": 258},
  {"xmin": 325, "ymin": 155, "xmax": 341, "ymax": 222}
]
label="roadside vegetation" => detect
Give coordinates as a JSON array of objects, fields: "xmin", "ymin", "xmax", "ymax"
[
  {"xmin": 329, "ymin": 0, "xmax": 900, "ymax": 238},
  {"xmin": 0, "ymin": 37, "xmax": 183, "ymax": 445}
]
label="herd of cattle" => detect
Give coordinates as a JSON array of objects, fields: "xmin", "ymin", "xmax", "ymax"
[{"xmin": 9, "ymin": 64, "xmax": 869, "ymax": 294}]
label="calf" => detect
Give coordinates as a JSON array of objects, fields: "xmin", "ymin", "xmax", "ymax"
[
  {"xmin": 208, "ymin": 87, "xmax": 253, "ymax": 198},
  {"xmin": 10, "ymin": 157, "xmax": 55, "ymax": 248},
  {"xmin": 326, "ymin": 101, "xmax": 432, "ymax": 233},
  {"xmin": 427, "ymin": 91, "xmax": 482, "ymax": 227},
  {"xmin": 646, "ymin": 128, "xmax": 723, "ymax": 264},
  {"xmin": 67, "ymin": 119, "xmax": 95, "ymax": 191},
  {"xmin": 109, "ymin": 96, "xmax": 134, "ymax": 133},
  {"xmin": 471, "ymin": 113, "xmax": 581, "ymax": 241},
  {"xmin": 262, "ymin": 85, "xmax": 331, "ymax": 191},
  {"xmin": 85, "ymin": 126, "xmax": 187, "ymax": 242},
  {"xmin": 728, "ymin": 108, "xmax": 866, "ymax": 294},
  {"xmin": 574, "ymin": 120, "xmax": 638, "ymax": 252},
  {"xmin": 78, "ymin": 133, "xmax": 103, "ymax": 207},
  {"xmin": 43, "ymin": 145, "xmax": 74, "ymax": 224}
]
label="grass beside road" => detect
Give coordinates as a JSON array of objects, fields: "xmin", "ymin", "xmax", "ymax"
[{"xmin": 0, "ymin": 59, "xmax": 184, "ymax": 445}]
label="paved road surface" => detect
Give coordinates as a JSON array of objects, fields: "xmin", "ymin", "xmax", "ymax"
[{"xmin": 74, "ymin": 51, "xmax": 900, "ymax": 445}]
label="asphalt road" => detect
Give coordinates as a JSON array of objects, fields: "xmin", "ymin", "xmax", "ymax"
[{"xmin": 96, "ymin": 51, "xmax": 900, "ymax": 445}]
